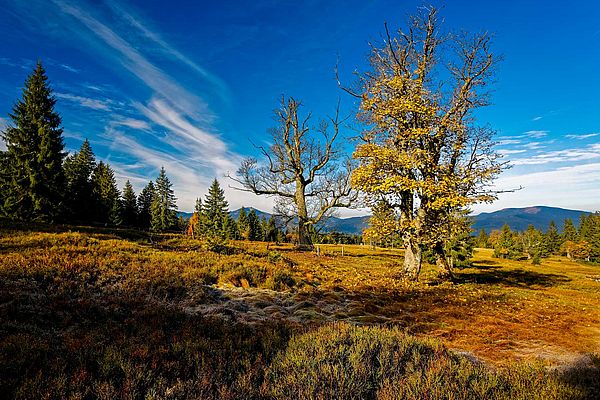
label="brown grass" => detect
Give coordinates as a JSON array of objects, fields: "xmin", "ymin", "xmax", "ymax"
[{"xmin": 0, "ymin": 222, "xmax": 599, "ymax": 398}]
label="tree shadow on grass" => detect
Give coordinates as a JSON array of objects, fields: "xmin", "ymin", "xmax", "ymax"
[{"xmin": 455, "ymin": 265, "xmax": 571, "ymax": 288}]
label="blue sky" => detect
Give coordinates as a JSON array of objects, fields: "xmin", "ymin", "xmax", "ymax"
[{"xmin": 0, "ymin": 0, "xmax": 599, "ymax": 214}]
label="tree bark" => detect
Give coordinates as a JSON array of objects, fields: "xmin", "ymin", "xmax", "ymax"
[
  {"xmin": 433, "ymin": 242, "xmax": 454, "ymax": 281},
  {"xmin": 403, "ymin": 237, "xmax": 422, "ymax": 280},
  {"xmin": 295, "ymin": 181, "xmax": 313, "ymax": 249}
]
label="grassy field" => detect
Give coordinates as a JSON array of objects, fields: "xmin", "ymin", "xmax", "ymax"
[{"xmin": 1, "ymin": 222, "xmax": 599, "ymax": 399}]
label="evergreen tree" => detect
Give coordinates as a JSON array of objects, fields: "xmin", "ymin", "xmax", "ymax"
[
  {"xmin": 237, "ymin": 207, "xmax": 249, "ymax": 240},
  {"xmin": 137, "ymin": 181, "xmax": 156, "ymax": 229},
  {"xmin": 121, "ymin": 180, "xmax": 138, "ymax": 227},
  {"xmin": 543, "ymin": 220, "xmax": 561, "ymax": 255},
  {"xmin": 475, "ymin": 228, "xmax": 490, "ymax": 248},
  {"xmin": 578, "ymin": 213, "xmax": 600, "ymax": 262},
  {"xmin": 562, "ymin": 218, "xmax": 577, "ymax": 242},
  {"xmin": 519, "ymin": 224, "xmax": 543, "ymax": 260},
  {"xmin": 223, "ymin": 215, "xmax": 239, "ymax": 240},
  {"xmin": 264, "ymin": 216, "xmax": 278, "ymax": 242},
  {"xmin": 150, "ymin": 167, "xmax": 177, "ymax": 232},
  {"xmin": 91, "ymin": 161, "xmax": 121, "ymax": 225},
  {"xmin": 493, "ymin": 224, "xmax": 519, "ymax": 259},
  {"xmin": 202, "ymin": 178, "xmax": 229, "ymax": 238},
  {"xmin": 64, "ymin": 139, "xmax": 96, "ymax": 223},
  {"xmin": 247, "ymin": 209, "xmax": 262, "ymax": 241},
  {"xmin": 1, "ymin": 62, "xmax": 65, "ymax": 221}
]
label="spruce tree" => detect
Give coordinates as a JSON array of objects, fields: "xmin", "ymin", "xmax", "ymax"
[
  {"xmin": 493, "ymin": 224, "xmax": 518, "ymax": 259},
  {"xmin": 91, "ymin": 161, "xmax": 121, "ymax": 225},
  {"xmin": 237, "ymin": 207, "xmax": 249, "ymax": 240},
  {"xmin": 202, "ymin": 178, "xmax": 229, "ymax": 238},
  {"xmin": 121, "ymin": 180, "xmax": 138, "ymax": 227},
  {"xmin": 475, "ymin": 228, "xmax": 489, "ymax": 248},
  {"xmin": 543, "ymin": 220, "xmax": 561, "ymax": 255},
  {"xmin": 64, "ymin": 139, "xmax": 96, "ymax": 223},
  {"xmin": 137, "ymin": 181, "xmax": 156, "ymax": 229},
  {"xmin": 223, "ymin": 215, "xmax": 239, "ymax": 240},
  {"xmin": 562, "ymin": 219, "xmax": 577, "ymax": 242},
  {"xmin": 265, "ymin": 216, "xmax": 278, "ymax": 242},
  {"xmin": 1, "ymin": 62, "xmax": 65, "ymax": 221},
  {"xmin": 150, "ymin": 167, "xmax": 177, "ymax": 232},
  {"xmin": 247, "ymin": 209, "xmax": 261, "ymax": 241}
]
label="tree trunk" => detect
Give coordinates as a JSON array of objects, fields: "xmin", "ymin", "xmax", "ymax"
[
  {"xmin": 295, "ymin": 181, "xmax": 313, "ymax": 250},
  {"xmin": 434, "ymin": 242, "xmax": 454, "ymax": 281},
  {"xmin": 403, "ymin": 237, "xmax": 422, "ymax": 281}
]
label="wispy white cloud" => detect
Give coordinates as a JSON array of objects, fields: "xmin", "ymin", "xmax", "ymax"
[
  {"xmin": 510, "ymin": 143, "xmax": 600, "ymax": 165},
  {"xmin": 55, "ymin": 92, "xmax": 112, "ymax": 111},
  {"xmin": 113, "ymin": 117, "xmax": 151, "ymax": 131},
  {"xmin": 532, "ymin": 116, "xmax": 543, "ymax": 121},
  {"xmin": 474, "ymin": 162, "xmax": 600, "ymax": 213},
  {"xmin": 498, "ymin": 149, "xmax": 527, "ymax": 155},
  {"xmin": 565, "ymin": 132, "xmax": 599, "ymax": 140}
]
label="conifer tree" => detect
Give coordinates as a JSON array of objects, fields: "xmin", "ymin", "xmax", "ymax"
[
  {"xmin": 64, "ymin": 139, "xmax": 96, "ymax": 223},
  {"xmin": 543, "ymin": 220, "xmax": 561, "ymax": 255},
  {"xmin": 493, "ymin": 224, "xmax": 519, "ymax": 259},
  {"xmin": 202, "ymin": 179, "xmax": 229, "ymax": 238},
  {"xmin": 264, "ymin": 216, "xmax": 278, "ymax": 242},
  {"xmin": 121, "ymin": 180, "xmax": 138, "ymax": 227},
  {"xmin": 150, "ymin": 167, "xmax": 177, "ymax": 232},
  {"xmin": 137, "ymin": 181, "xmax": 156, "ymax": 229},
  {"xmin": 562, "ymin": 218, "xmax": 578, "ymax": 242},
  {"xmin": 247, "ymin": 209, "xmax": 261, "ymax": 241},
  {"xmin": 223, "ymin": 215, "xmax": 239, "ymax": 240},
  {"xmin": 1, "ymin": 62, "xmax": 65, "ymax": 221},
  {"xmin": 237, "ymin": 207, "xmax": 249, "ymax": 240},
  {"xmin": 91, "ymin": 161, "xmax": 121, "ymax": 225},
  {"xmin": 476, "ymin": 228, "xmax": 490, "ymax": 248}
]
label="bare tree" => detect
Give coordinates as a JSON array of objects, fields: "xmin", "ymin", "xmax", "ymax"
[{"xmin": 229, "ymin": 96, "xmax": 357, "ymax": 249}]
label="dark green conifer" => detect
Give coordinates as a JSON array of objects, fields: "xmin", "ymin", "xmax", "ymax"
[
  {"xmin": 202, "ymin": 178, "xmax": 229, "ymax": 238},
  {"xmin": 121, "ymin": 180, "xmax": 138, "ymax": 227},
  {"xmin": 1, "ymin": 62, "xmax": 65, "ymax": 221},
  {"xmin": 64, "ymin": 139, "xmax": 96, "ymax": 223},
  {"xmin": 91, "ymin": 161, "xmax": 121, "ymax": 225},
  {"xmin": 137, "ymin": 181, "xmax": 156, "ymax": 229},
  {"xmin": 150, "ymin": 167, "xmax": 177, "ymax": 232}
]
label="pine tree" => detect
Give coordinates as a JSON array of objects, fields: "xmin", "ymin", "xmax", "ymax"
[
  {"xmin": 64, "ymin": 139, "xmax": 96, "ymax": 223},
  {"xmin": 137, "ymin": 181, "xmax": 156, "ymax": 229},
  {"xmin": 247, "ymin": 209, "xmax": 261, "ymax": 241},
  {"xmin": 543, "ymin": 220, "xmax": 561, "ymax": 255},
  {"xmin": 202, "ymin": 178, "xmax": 229, "ymax": 238},
  {"xmin": 475, "ymin": 228, "xmax": 490, "ymax": 248},
  {"xmin": 264, "ymin": 216, "xmax": 278, "ymax": 242},
  {"xmin": 150, "ymin": 167, "xmax": 177, "ymax": 232},
  {"xmin": 121, "ymin": 180, "xmax": 138, "ymax": 227},
  {"xmin": 1, "ymin": 62, "xmax": 65, "ymax": 221},
  {"xmin": 578, "ymin": 213, "xmax": 600, "ymax": 262},
  {"xmin": 493, "ymin": 224, "xmax": 519, "ymax": 259},
  {"xmin": 223, "ymin": 215, "xmax": 239, "ymax": 240},
  {"xmin": 91, "ymin": 161, "xmax": 121, "ymax": 225},
  {"xmin": 519, "ymin": 224, "xmax": 543, "ymax": 260},
  {"xmin": 237, "ymin": 207, "xmax": 249, "ymax": 240},
  {"xmin": 562, "ymin": 218, "xmax": 578, "ymax": 243}
]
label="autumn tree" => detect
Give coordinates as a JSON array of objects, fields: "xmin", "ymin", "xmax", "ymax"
[
  {"xmin": 349, "ymin": 7, "xmax": 504, "ymax": 280},
  {"xmin": 150, "ymin": 167, "xmax": 177, "ymax": 232},
  {"xmin": 363, "ymin": 200, "xmax": 398, "ymax": 248},
  {"xmin": 1, "ymin": 62, "xmax": 65, "ymax": 221},
  {"xmin": 231, "ymin": 97, "xmax": 357, "ymax": 249}
]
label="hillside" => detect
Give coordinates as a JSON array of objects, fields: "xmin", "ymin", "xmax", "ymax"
[
  {"xmin": 472, "ymin": 206, "xmax": 590, "ymax": 233},
  {"xmin": 179, "ymin": 206, "xmax": 592, "ymax": 235}
]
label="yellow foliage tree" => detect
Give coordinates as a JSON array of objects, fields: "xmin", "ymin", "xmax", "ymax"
[{"xmin": 348, "ymin": 7, "xmax": 505, "ymax": 280}]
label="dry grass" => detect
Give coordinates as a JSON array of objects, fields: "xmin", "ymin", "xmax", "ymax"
[{"xmin": 0, "ymin": 222, "xmax": 599, "ymax": 398}]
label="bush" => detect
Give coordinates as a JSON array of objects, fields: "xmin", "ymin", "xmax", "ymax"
[{"xmin": 267, "ymin": 323, "xmax": 581, "ymax": 400}]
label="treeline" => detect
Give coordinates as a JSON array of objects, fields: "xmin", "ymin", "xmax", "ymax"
[
  {"xmin": 185, "ymin": 179, "xmax": 285, "ymax": 243},
  {"xmin": 0, "ymin": 62, "xmax": 182, "ymax": 231},
  {"xmin": 475, "ymin": 216, "xmax": 600, "ymax": 264}
]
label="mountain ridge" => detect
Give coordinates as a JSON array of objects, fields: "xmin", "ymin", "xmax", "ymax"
[{"xmin": 177, "ymin": 206, "xmax": 593, "ymax": 235}]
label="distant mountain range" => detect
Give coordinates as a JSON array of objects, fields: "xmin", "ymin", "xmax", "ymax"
[
  {"xmin": 178, "ymin": 206, "xmax": 591, "ymax": 235},
  {"xmin": 471, "ymin": 206, "xmax": 590, "ymax": 232}
]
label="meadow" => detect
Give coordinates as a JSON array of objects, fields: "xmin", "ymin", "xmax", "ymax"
[{"xmin": 1, "ymin": 221, "xmax": 599, "ymax": 399}]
